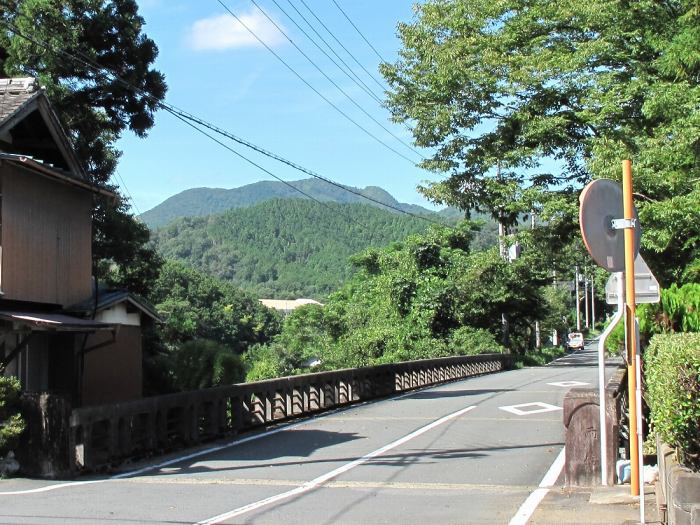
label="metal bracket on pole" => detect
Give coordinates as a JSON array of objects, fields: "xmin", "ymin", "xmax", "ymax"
[
  {"xmin": 598, "ymin": 272, "xmax": 624, "ymax": 485},
  {"xmin": 611, "ymin": 218, "xmax": 637, "ymax": 230}
]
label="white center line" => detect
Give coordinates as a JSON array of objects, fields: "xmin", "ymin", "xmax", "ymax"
[{"xmin": 194, "ymin": 404, "xmax": 477, "ymax": 525}]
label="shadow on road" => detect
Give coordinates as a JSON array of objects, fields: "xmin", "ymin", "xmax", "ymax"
[
  {"xmin": 407, "ymin": 388, "xmax": 514, "ymax": 399},
  {"xmin": 144, "ymin": 436, "xmax": 564, "ymax": 477}
]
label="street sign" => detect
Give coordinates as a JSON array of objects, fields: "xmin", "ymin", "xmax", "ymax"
[
  {"xmin": 605, "ymin": 255, "xmax": 660, "ymax": 304},
  {"xmin": 579, "ymin": 179, "xmax": 641, "ymax": 272}
]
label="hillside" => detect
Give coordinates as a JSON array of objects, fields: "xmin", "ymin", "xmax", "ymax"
[
  {"xmin": 151, "ymin": 199, "xmax": 440, "ymax": 300},
  {"xmin": 140, "ymin": 178, "xmax": 437, "ymax": 228}
]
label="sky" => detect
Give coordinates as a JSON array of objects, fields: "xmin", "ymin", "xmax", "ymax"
[{"xmin": 115, "ymin": 0, "xmax": 443, "ymax": 215}]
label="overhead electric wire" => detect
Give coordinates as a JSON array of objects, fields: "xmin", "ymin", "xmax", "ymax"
[
  {"xmin": 331, "ymin": 0, "xmax": 389, "ymax": 65},
  {"xmin": 0, "ymin": 16, "xmax": 448, "ymax": 230},
  {"xmin": 217, "ymin": 0, "xmax": 423, "ymax": 162},
  {"xmin": 166, "ymin": 110, "xmax": 378, "ymax": 233},
  {"xmin": 115, "ymin": 169, "xmax": 142, "ymax": 216},
  {"xmin": 269, "ymin": 0, "xmax": 383, "ymax": 104},
  {"xmin": 298, "ymin": 0, "xmax": 387, "ymax": 93}
]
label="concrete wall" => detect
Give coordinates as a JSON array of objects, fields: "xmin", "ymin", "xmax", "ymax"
[{"xmin": 67, "ymin": 353, "xmax": 512, "ymax": 475}]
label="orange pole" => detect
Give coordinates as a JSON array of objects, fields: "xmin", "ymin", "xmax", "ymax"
[{"xmin": 622, "ymin": 160, "xmax": 640, "ymax": 496}]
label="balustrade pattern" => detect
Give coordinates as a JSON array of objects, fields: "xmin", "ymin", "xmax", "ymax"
[{"xmin": 70, "ymin": 353, "xmax": 511, "ymax": 472}]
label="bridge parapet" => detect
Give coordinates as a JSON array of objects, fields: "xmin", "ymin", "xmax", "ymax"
[{"xmin": 65, "ymin": 353, "xmax": 511, "ymax": 474}]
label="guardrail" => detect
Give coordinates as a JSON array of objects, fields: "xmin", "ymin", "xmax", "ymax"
[{"xmin": 69, "ymin": 353, "xmax": 512, "ymax": 472}]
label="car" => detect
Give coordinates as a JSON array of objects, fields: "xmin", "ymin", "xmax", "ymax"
[{"xmin": 566, "ymin": 332, "xmax": 584, "ymax": 351}]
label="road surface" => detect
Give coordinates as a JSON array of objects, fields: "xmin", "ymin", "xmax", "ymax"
[{"xmin": 0, "ymin": 344, "xmax": 612, "ymax": 525}]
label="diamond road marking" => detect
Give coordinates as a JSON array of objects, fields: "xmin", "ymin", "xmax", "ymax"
[
  {"xmin": 499, "ymin": 402, "xmax": 562, "ymax": 416},
  {"xmin": 547, "ymin": 381, "xmax": 590, "ymax": 388}
]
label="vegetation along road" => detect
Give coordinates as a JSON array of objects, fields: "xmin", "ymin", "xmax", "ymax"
[{"xmin": 0, "ymin": 344, "xmax": 614, "ymax": 525}]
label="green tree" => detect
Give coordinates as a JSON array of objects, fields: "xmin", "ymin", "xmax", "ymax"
[
  {"xmin": 382, "ymin": 0, "xmax": 700, "ymax": 286},
  {"xmin": 0, "ymin": 377, "xmax": 25, "ymax": 456},
  {"xmin": 245, "ymin": 222, "xmax": 557, "ymax": 380},
  {"xmin": 171, "ymin": 340, "xmax": 245, "ymax": 391},
  {"xmin": 1, "ymin": 0, "xmax": 168, "ymax": 294},
  {"xmin": 145, "ymin": 261, "xmax": 281, "ymax": 393},
  {"xmin": 149, "ymin": 261, "xmax": 281, "ymax": 352}
]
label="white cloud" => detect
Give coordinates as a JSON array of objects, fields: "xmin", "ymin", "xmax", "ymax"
[{"xmin": 187, "ymin": 9, "xmax": 286, "ymax": 51}]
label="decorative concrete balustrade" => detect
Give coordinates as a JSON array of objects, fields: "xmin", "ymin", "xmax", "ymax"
[{"xmin": 65, "ymin": 353, "xmax": 511, "ymax": 474}]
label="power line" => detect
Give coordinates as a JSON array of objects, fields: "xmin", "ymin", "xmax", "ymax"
[
  {"xmin": 216, "ymin": 0, "xmax": 421, "ymax": 163},
  {"xmin": 115, "ymin": 169, "xmax": 142, "ymax": 216},
  {"xmin": 331, "ymin": 0, "xmax": 389, "ymax": 65},
  {"xmin": 0, "ymin": 16, "xmax": 448, "ymax": 230},
  {"xmin": 166, "ymin": 109, "xmax": 377, "ymax": 234},
  {"xmin": 270, "ymin": 0, "xmax": 383, "ymax": 104},
  {"xmin": 298, "ymin": 0, "xmax": 387, "ymax": 93}
]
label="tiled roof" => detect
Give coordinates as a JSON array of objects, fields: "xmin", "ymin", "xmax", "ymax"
[{"xmin": 0, "ymin": 78, "xmax": 40, "ymax": 125}]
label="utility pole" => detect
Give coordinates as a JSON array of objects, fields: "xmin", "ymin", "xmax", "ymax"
[
  {"xmin": 532, "ymin": 209, "xmax": 540, "ymax": 348},
  {"xmin": 575, "ymin": 265, "xmax": 581, "ymax": 331},
  {"xmin": 591, "ymin": 278, "xmax": 596, "ymax": 330},
  {"xmin": 584, "ymin": 274, "xmax": 590, "ymax": 329}
]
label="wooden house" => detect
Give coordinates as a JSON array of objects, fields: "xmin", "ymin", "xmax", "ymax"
[{"xmin": 0, "ymin": 77, "xmax": 157, "ymax": 407}]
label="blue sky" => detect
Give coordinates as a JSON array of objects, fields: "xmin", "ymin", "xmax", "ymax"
[{"xmin": 115, "ymin": 0, "xmax": 442, "ymax": 215}]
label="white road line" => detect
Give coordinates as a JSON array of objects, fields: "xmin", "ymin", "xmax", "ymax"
[
  {"xmin": 507, "ymin": 447, "xmax": 566, "ymax": 525},
  {"xmin": 194, "ymin": 405, "xmax": 477, "ymax": 525},
  {"xmin": 0, "ymin": 418, "xmax": 312, "ymax": 495}
]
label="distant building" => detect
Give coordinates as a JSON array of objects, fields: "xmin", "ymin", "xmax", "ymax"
[{"xmin": 259, "ymin": 298, "xmax": 323, "ymax": 315}]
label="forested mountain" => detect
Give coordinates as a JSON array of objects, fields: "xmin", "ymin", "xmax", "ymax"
[
  {"xmin": 151, "ymin": 199, "xmax": 443, "ymax": 299},
  {"xmin": 140, "ymin": 178, "xmax": 437, "ymax": 228}
]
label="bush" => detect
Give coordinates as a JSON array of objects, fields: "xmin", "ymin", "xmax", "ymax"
[
  {"xmin": 645, "ymin": 333, "xmax": 700, "ymax": 471},
  {"xmin": 171, "ymin": 339, "xmax": 245, "ymax": 390},
  {"xmin": 0, "ymin": 376, "xmax": 25, "ymax": 455}
]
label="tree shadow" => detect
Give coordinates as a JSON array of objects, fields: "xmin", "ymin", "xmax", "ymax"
[{"xmin": 145, "ymin": 435, "xmax": 563, "ymax": 477}]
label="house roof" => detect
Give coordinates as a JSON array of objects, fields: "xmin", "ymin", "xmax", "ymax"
[
  {"xmin": 259, "ymin": 298, "xmax": 323, "ymax": 311},
  {"xmin": 0, "ymin": 78, "xmax": 41, "ymax": 123},
  {"xmin": 69, "ymin": 289, "xmax": 162, "ymax": 323},
  {"xmin": 0, "ymin": 77, "xmax": 88, "ymax": 182},
  {"xmin": 0, "ymin": 152, "xmax": 116, "ymax": 198},
  {"xmin": 0, "ymin": 311, "xmax": 116, "ymax": 332}
]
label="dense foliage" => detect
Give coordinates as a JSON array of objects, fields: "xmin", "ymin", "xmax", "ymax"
[
  {"xmin": 1, "ymin": 0, "xmax": 167, "ymax": 295},
  {"xmin": 381, "ymin": 0, "xmax": 700, "ymax": 286},
  {"xmin": 606, "ymin": 283, "xmax": 700, "ymax": 352},
  {"xmin": 0, "ymin": 376, "xmax": 24, "ymax": 456},
  {"xmin": 245, "ymin": 224, "xmax": 568, "ymax": 381},
  {"xmin": 151, "ymin": 199, "xmax": 470, "ymax": 300},
  {"xmin": 143, "ymin": 261, "xmax": 280, "ymax": 394},
  {"xmin": 645, "ymin": 333, "xmax": 700, "ymax": 471},
  {"xmin": 170, "ymin": 340, "xmax": 245, "ymax": 391},
  {"xmin": 141, "ymin": 178, "xmax": 440, "ymax": 229}
]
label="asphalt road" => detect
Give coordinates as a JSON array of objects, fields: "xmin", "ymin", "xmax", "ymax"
[{"xmin": 0, "ymin": 344, "xmax": 614, "ymax": 525}]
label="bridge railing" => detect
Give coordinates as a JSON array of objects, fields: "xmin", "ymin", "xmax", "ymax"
[{"xmin": 69, "ymin": 353, "xmax": 512, "ymax": 472}]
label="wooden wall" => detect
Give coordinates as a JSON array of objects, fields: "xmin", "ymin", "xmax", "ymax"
[
  {"xmin": 81, "ymin": 325, "xmax": 142, "ymax": 407},
  {"xmin": 1, "ymin": 163, "xmax": 92, "ymax": 307}
]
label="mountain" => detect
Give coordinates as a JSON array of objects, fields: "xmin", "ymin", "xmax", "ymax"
[
  {"xmin": 140, "ymin": 179, "xmax": 438, "ymax": 229},
  {"xmin": 150, "ymin": 199, "xmax": 439, "ymax": 300}
]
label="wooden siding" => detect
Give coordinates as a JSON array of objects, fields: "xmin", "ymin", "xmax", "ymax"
[
  {"xmin": 82, "ymin": 325, "xmax": 142, "ymax": 406},
  {"xmin": 0, "ymin": 163, "xmax": 92, "ymax": 306}
]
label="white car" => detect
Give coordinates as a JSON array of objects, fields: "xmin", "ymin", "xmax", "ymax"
[{"xmin": 566, "ymin": 332, "xmax": 584, "ymax": 351}]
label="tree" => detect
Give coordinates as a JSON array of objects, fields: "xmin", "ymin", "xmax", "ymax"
[
  {"xmin": 0, "ymin": 0, "xmax": 168, "ymax": 293},
  {"xmin": 382, "ymin": 0, "xmax": 700, "ymax": 285},
  {"xmin": 245, "ymin": 222, "xmax": 555, "ymax": 381}
]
